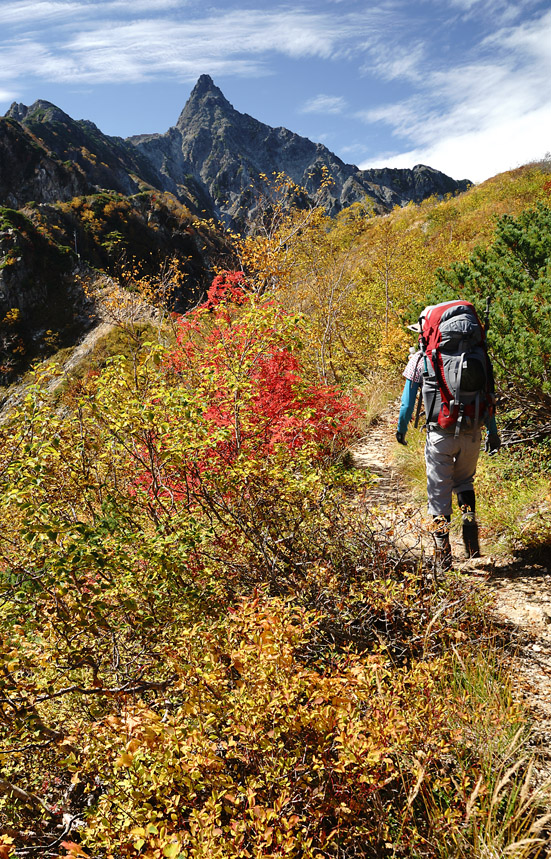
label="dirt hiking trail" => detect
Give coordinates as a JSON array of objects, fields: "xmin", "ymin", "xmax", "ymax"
[{"xmin": 352, "ymin": 404, "xmax": 551, "ymax": 787}]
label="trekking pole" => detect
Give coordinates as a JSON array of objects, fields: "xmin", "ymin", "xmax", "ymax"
[{"xmin": 484, "ymin": 296, "xmax": 491, "ymax": 332}]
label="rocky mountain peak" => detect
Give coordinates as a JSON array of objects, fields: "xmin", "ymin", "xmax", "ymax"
[
  {"xmin": 6, "ymin": 99, "xmax": 73, "ymax": 125},
  {"xmin": 194, "ymin": 74, "xmax": 219, "ymax": 96},
  {"xmin": 6, "ymin": 102, "xmax": 29, "ymax": 122},
  {"xmin": 176, "ymin": 74, "xmax": 235, "ymax": 129}
]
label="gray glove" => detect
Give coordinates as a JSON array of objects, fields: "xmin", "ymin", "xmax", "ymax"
[
  {"xmin": 485, "ymin": 433, "xmax": 501, "ymax": 455},
  {"xmin": 396, "ymin": 431, "xmax": 407, "ymax": 446}
]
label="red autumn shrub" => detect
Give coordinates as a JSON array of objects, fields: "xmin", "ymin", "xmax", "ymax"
[
  {"xmin": 166, "ymin": 274, "xmax": 359, "ymax": 468},
  {"xmin": 205, "ymin": 270, "xmax": 247, "ymax": 309}
]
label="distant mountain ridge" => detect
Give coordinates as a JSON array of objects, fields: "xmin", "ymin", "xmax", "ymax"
[{"xmin": 2, "ymin": 75, "xmax": 470, "ymax": 225}]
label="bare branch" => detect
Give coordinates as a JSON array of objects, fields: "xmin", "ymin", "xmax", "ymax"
[
  {"xmin": 0, "ymin": 777, "xmax": 55, "ymax": 816},
  {"xmin": 32, "ymin": 674, "xmax": 178, "ymax": 704}
]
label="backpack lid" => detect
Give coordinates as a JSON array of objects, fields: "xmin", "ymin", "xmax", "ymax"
[{"xmin": 421, "ymin": 301, "xmax": 483, "ymax": 350}]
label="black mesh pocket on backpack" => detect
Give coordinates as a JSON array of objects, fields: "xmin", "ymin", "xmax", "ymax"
[{"xmin": 460, "ymin": 356, "xmax": 486, "ymax": 392}]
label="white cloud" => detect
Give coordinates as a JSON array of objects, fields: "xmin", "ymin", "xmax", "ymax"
[
  {"xmin": 0, "ymin": 39, "xmax": 67, "ymax": 82},
  {"xmin": 358, "ymin": 7, "xmax": 551, "ymax": 180},
  {"xmin": 446, "ymin": 0, "xmax": 498, "ymax": 9},
  {"xmin": 440, "ymin": 0, "xmax": 522, "ymax": 25},
  {"xmin": 363, "ymin": 103, "xmax": 551, "ymax": 181},
  {"xmin": 483, "ymin": 7, "xmax": 551, "ymax": 68},
  {"xmin": 0, "ymin": 0, "xmax": 184, "ymax": 26},
  {"xmin": 0, "ymin": 88, "xmax": 17, "ymax": 103},
  {"xmin": 0, "ymin": 2, "xmax": 85, "ymax": 26},
  {"xmin": 62, "ymin": 17, "xmax": 271, "ymax": 83},
  {"xmin": 301, "ymin": 94, "xmax": 347, "ymax": 114},
  {"xmin": 340, "ymin": 141, "xmax": 370, "ymax": 159},
  {"xmin": 106, "ymin": 0, "xmax": 185, "ymax": 10}
]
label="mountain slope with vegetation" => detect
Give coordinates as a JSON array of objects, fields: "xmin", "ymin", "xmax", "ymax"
[
  {"xmin": 0, "ymin": 190, "xmax": 233, "ymax": 382},
  {"xmin": 0, "ymin": 76, "xmax": 471, "ymax": 388},
  {"xmin": 246, "ymin": 161, "xmax": 550, "ymax": 385}
]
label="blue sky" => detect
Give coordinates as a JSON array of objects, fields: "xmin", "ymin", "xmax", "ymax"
[{"xmin": 0, "ymin": 0, "xmax": 549, "ymax": 183}]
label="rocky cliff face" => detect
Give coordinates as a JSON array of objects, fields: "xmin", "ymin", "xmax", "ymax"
[
  {"xmin": 0, "ymin": 204, "xmax": 92, "ymax": 381},
  {"xmin": 0, "ymin": 191, "xmax": 232, "ymax": 382},
  {"xmin": 0, "ymin": 115, "xmax": 91, "ymax": 208},
  {"xmin": 2, "ymin": 100, "xmax": 164, "ymax": 203},
  {"xmin": 1, "ymin": 98, "xmax": 216, "ymax": 217},
  {"xmin": 129, "ymin": 75, "xmax": 471, "ymax": 227}
]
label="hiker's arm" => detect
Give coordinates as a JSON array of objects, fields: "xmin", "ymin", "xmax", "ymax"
[
  {"xmin": 397, "ymin": 380, "xmax": 419, "ymax": 440},
  {"xmin": 485, "ymin": 414, "xmax": 498, "ymax": 435},
  {"xmin": 484, "ymin": 412, "xmax": 501, "ymax": 453}
]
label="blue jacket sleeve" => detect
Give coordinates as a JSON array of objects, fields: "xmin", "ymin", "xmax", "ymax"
[
  {"xmin": 397, "ymin": 380, "xmax": 420, "ymax": 436},
  {"xmin": 485, "ymin": 414, "xmax": 498, "ymax": 435}
]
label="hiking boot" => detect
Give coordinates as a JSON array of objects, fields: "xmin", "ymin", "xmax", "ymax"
[{"xmin": 462, "ymin": 515, "xmax": 480, "ymax": 558}]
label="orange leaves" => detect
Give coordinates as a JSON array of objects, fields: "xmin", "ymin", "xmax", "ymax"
[{"xmin": 0, "ymin": 837, "xmax": 14, "ymax": 859}]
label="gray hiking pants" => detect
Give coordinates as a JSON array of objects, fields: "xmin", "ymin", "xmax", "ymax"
[{"xmin": 425, "ymin": 427, "xmax": 482, "ymax": 517}]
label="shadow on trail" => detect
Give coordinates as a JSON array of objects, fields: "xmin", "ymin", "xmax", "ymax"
[{"xmin": 488, "ymin": 543, "xmax": 551, "ymax": 580}]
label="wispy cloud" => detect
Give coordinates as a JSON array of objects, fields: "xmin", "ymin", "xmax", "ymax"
[
  {"xmin": 362, "ymin": 40, "xmax": 425, "ymax": 81},
  {"xmin": 445, "ymin": 0, "xmax": 498, "ymax": 10},
  {"xmin": 0, "ymin": 3, "xmax": 425, "ymax": 95},
  {"xmin": 0, "ymin": 6, "xmax": 384, "ymax": 87},
  {"xmin": 0, "ymin": 88, "xmax": 17, "ymax": 103},
  {"xmin": 107, "ymin": 0, "xmax": 186, "ymax": 11},
  {"xmin": 0, "ymin": 40, "xmax": 67, "ymax": 84},
  {"xmin": 61, "ymin": 12, "xmax": 338, "ymax": 83},
  {"xmin": 0, "ymin": 0, "xmax": 185, "ymax": 26},
  {"xmin": 301, "ymin": 94, "xmax": 347, "ymax": 114},
  {"xmin": 483, "ymin": 7, "xmax": 551, "ymax": 67},
  {"xmin": 0, "ymin": 2, "xmax": 85, "ymax": 26},
  {"xmin": 365, "ymin": 104, "xmax": 550, "ymax": 181},
  {"xmin": 438, "ymin": 0, "xmax": 524, "ymax": 25},
  {"xmin": 340, "ymin": 141, "xmax": 371, "ymax": 159}
]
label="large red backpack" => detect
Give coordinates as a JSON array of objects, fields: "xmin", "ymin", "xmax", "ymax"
[{"xmin": 416, "ymin": 300, "xmax": 495, "ymax": 434}]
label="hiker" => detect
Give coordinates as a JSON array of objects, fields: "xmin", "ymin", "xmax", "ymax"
[{"xmin": 396, "ymin": 301, "xmax": 501, "ymax": 570}]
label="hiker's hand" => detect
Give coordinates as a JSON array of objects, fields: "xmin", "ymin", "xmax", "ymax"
[
  {"xmin": 485, "ymin": 433, "xmax": 501, "ymax": 455},
  {"xmin": 396, "ymin": 431, "xmax": 407, "ymax": 446}
]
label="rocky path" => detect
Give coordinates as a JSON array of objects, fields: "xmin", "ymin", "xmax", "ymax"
[
  {"xmin": 47, "ymin": 321, "xmax": 113, "ymax": 391},
  {"xmin": 352, "ymin": 404, "xmax": 551, "ymax": 787}
]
